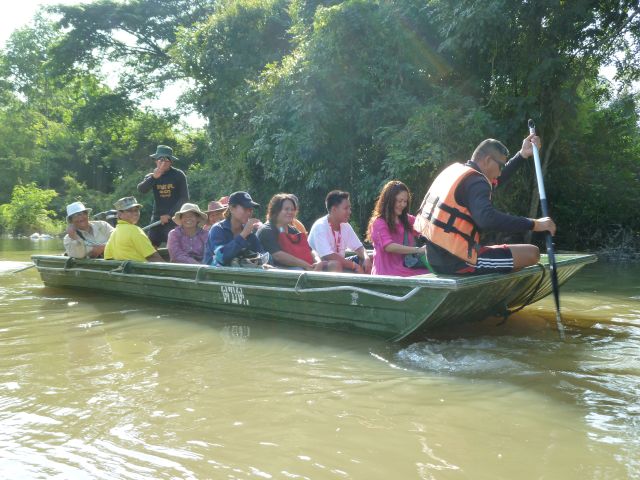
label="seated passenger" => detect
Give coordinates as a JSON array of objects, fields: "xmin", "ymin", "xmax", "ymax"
[
  {"xmin": 257, "ymin": 194, "xmax": 337, "ymax": 271},
  {"xmin": 367, "ymin": 181, "xmax": 430, "ymax": 276},
  {"xmin": 203, "ymin": 199, "xmax": 227, "ymax": 231},
  {"xmin": 63, "ymin": 201, "xmax": 114, "ymax": 258},
  {"xmin": 203, "ymin": 191, "xmax": 266, "ymax": 266},
  {"xmin": 167, "ymin": 203, "xmax": 208, "ymax": 264},
  {"xmin": 104, "ymin": 197, "xmax": 163, "ymax": 262},
  {"xmin": 308, "ymin": 190, "xmax": 372, "ymax": 273}
]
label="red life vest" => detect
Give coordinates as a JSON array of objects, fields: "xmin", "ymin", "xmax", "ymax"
[
  {"xmin": 278, "ymin": 229, "xmax": 315, "ymax": 265},
  {"xmin": 414, "ymin": 163, "xmax": 490, "ymax": 265}
]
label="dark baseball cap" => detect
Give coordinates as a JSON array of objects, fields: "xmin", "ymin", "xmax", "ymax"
[{"xmin": 228, "ymin": 191, "xmax": 260, "ymax": 208}]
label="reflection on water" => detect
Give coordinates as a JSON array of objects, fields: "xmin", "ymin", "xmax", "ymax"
[{"xmin": 0, "ymin": 241, "xmax": 639, "ymax": 479}]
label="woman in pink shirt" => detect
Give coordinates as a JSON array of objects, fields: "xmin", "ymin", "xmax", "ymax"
[
  {"xmin": 367, "ymin": 180, "xmax": 430, "ymax": 277},
  {"xmin": 167, "ymin": 203, "xmax": 209, "ymax": 264}
]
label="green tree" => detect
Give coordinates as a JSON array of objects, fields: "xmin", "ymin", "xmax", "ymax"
[
  {"xmin": 429, "ymin": 0, "xmax": 640, "ymax": 226},
  {"xmin": 0, "ymin": 183, "xmax": 61, "ymax": 235},
  {"xmin": 51, "ymin": 0, "xmax": 217, "ymax": 95}
]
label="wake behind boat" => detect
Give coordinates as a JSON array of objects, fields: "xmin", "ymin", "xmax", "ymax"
[{"xmin": 31, "ymin": 253, "xmax": 596, "ymax": 341}]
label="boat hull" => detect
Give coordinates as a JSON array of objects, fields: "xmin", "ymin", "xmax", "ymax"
[{"xmin": 32, "ymin": 253, "xmax": 596, "ymax": 341}]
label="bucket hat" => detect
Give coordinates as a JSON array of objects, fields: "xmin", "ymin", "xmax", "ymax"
[
  {"xmin": 228, "ymin": 191, "xmax": 260, "ymax": 209},
  {"xmin": 66, "ymin": 201, "xmax": 92, "ymax": 222},
  {"xmin": 172, "ymin": 203, "xmax": 207, "ymax": 225},
  {"xmin": 205, "ymin": 200, "xmax": 227, "ymax": 213},
  {"xmin": 114, "ymin": 197, "xmax": 143, "ymax": 211},
  {"xmin": 149, "ymin": 145, "xmax": 178, "ymax": 161}
]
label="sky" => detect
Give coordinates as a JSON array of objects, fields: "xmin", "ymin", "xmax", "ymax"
[
  {"xmin": 0, "ymin": 0, "xmax": 90, "ymax": 48},
  {"xmin": 1, "ymin": 0, "xmax": 205, "ymax": 127}
]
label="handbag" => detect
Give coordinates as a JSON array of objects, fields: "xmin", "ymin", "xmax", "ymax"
[
  {"xmin": 231, "ymin": 250, "xmax": 270, "ymax": 268},
  {"xmin": 278, "ymin": 229, "xmax": 315, "ymax": 264},
  {"xmin": 403, "ymin": 230, "xmax": 427, "ymax": 269}
]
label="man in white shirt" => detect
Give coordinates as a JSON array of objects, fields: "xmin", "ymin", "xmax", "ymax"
[
  {"xmin": 63, "ymin": 202, "xmax": 114, "ymax": 258},
  {"xmin": 308, "ymin": 190, "xmax": 372, "ymax": 273}
]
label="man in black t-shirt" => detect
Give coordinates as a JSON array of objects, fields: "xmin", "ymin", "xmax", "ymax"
[{"xmin": 137, "ymin": 145, "xmax": 190, "ymax": 247}]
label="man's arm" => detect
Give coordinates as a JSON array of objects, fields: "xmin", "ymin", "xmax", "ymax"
[
  {"xmin": 168, "ymin": 169, "xmax": 190, "ymax": 216},
  {"xmin": 496, "ymin": 152, "xmax": 526, "ymax": 187},
  {"xmin": 320, "ymin": 252, "xmax": 359, "ymax": 271},
  {"xmin": 465, "ymin": 177, "xmax": 534, "ymax": 232},
  {"xmin": 137, "ymin": 174, "xmax": 154, "ymax": 193},
  {"xmin": 497, "ymin": 133, "xmax": 541, "ymax": 187},
  {"xmin": 178, "ymin": 170, "xmax": 189, "ymax": 205},
  {"xmin": 64, "ymin": 234, "xmax": 88, "ymax": 258}
]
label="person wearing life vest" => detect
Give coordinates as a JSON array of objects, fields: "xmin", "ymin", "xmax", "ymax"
[{"xmin": 414, "ymin": 133, "xmax": 556, "ymax": 274}]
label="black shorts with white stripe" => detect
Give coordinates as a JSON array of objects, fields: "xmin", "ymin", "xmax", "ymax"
[{"xmin": 456, "ymin": 245, "xmax": 514, "ymax": 274}]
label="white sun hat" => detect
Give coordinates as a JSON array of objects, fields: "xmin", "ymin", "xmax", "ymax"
[{"xmin": 66, "ymin": 202, "xmax": 92, "ymax": 222}]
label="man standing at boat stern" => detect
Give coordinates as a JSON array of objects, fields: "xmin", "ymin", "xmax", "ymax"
[
  {"xmin": 137, "ymin": 145, "xmax": 189, "ymax": 247},
  {"xmin": 414, "ymin": 133, "xmax": 556, "ymax": 274}
]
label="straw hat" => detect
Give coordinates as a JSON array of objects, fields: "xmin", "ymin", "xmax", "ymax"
[
  {"xmin": 206, "ymin": 200, "xmax": 227, "ymax": 213},
  {"xmin": 172, "ymin": 203, "xmax": 207, "ymax": 225}
]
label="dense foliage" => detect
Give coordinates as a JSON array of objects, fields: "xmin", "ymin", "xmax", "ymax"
[
  {"xmin": 1, "ymin": 0, "xmax": 638, "ymax": 252},
  {"xmin": 0, "ymin": 183, "xmax": 61, "ymax": 235}
]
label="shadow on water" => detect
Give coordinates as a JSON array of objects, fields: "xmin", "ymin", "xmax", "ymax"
[{"xmin": 36, "ymin": 283, "xmax": 389, "ymax": 355}]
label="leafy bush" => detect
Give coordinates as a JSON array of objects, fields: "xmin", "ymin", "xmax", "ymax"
[{"xmin": 0, "ymin": 183, "xmax": 64, "ymax": 235}]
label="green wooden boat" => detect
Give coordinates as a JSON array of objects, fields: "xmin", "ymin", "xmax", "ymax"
[{"xmin": 31, "ymin": 253, "xmax": 596, "ymax": 341}]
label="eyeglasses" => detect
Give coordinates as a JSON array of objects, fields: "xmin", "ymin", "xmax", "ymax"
[
  {"xmin": 157, "ymin": 157, "xmax": 171, "ymax": 163},
  {"xmin": 71, "ymin": 211, "xmax": 88, "ymax": 219},
  {"xmin": 490, "ymin": 155, "xmax": 507, "ymax": 172}
]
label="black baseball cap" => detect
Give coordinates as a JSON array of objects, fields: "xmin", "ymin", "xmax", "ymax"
[{"xmin": 228, "ymin": 191, "xmax": 260, "ymax": 208}]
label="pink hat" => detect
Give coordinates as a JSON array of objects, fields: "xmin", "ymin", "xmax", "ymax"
[
  {"xmin": 206, "ymin": 200, "xmax": 227, "ymax": 213},
  {"xmin": 218, "ymin": 196, "xmax": 229, "ymax": 206}
]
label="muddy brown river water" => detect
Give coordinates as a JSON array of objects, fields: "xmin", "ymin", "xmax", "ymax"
[{"xmin": 1, "ymin": 238, "xmax": 638, "ymax": 479}]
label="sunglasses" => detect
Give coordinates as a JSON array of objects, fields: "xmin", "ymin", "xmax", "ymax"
[{"xmin": 490, "ymin": 155, "xmax": 507, "ymax": 171}]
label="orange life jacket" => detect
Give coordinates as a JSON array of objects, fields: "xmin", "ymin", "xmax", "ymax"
[{"xmin": 414, "ymin": 163, "xmax": 491, "ymax": 265}]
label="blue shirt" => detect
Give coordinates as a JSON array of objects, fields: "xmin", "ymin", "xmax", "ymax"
[{"xmin": 203, "ymin": 218, "xmax": 265, "ymax": 266}]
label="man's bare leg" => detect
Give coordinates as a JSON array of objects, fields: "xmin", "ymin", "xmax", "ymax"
[{"xmin": 508, "ymin": 244, "xmax": 540, "ymax": 271}]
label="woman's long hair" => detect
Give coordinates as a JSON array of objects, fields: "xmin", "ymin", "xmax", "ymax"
[
  {"xmin": 366, "ymin": 180, "xmax": 412, "ymax": 241},
  {"xmin": 266, "ymin": 193, "xmax": 297, "ymax": 225}
]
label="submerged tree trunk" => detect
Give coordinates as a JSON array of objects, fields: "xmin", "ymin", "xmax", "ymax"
[{"xmin": 524, "ymin": 126, "xmax": 560, "ymax": 243}]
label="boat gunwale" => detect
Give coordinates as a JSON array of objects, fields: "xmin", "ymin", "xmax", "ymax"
[
  {"xmin": 34, "ymin": 264, "xmax": 428, "ymax": 303},
  {"xmin": 31, "ymin": 253, "xmax": 597, "ymax": 292}
]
